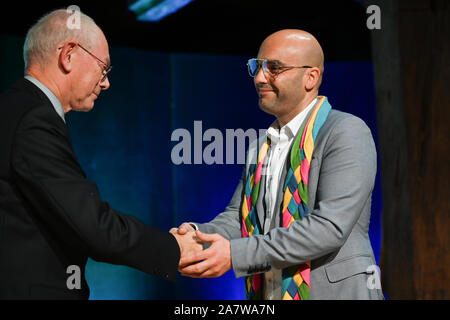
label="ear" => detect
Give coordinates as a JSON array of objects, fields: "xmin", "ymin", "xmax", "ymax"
[
  {"xmin": 58, "ymin": 42, "xmax": 77, "ymax": 73},
  {"xmin": 304, "ymin": 67, "xmax": 321, "ymax": 91}
]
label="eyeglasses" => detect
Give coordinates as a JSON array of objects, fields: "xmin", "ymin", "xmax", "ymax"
[
  {"xmin": 77, "ymin": 43, "xmax": 112, "ymax": 82},
  {"xmin": 247, "ymin": 58, "xmax": 312, "ymax": 78}
]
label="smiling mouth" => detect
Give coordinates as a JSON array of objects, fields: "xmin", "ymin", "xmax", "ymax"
[
  {"xmin": 258, "ymin": 89, "xmax": 275, "ymax": 97},
  {"xmin": 257, "ymin": 84, "xmax": 275, "ymax": 93}
]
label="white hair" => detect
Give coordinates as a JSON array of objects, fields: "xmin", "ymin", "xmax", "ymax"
[{"xmin": 23, "ymin": 9, "xmax": 100, "ymax": 71}]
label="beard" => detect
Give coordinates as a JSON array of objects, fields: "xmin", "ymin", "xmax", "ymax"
[
  {"xmin": 259, "ymin": 99, "xmax": 275, "ymax": 115},
  {"xmin": 258, "ymin": 91, "xmax": 281, "ymax": 116}
]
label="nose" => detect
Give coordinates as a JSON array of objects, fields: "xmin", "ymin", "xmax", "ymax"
[
  {"xmin": 254, "ymin": 65, "xmax": 268, "ymax": 86},
  {"xmin": 100, "ymin": 76, "xmax": 110, "ymax": 90}
]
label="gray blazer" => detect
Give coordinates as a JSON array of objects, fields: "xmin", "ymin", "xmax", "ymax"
[{"xmin": 198, "ymin": 109, "xmax": 384, "ymax": 300}]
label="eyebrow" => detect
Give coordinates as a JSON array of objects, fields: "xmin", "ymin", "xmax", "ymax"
[{"xmin": 266, "ymin": 59, "xmax": 284, "ymax": 65}]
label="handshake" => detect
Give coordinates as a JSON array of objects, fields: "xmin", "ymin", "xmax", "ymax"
[{"xmin": 170, "ymin": 223, "xmax": 232, "ymax": 278}]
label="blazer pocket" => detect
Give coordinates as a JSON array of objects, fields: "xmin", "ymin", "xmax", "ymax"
[{"xmin": 325, "ymin": 255, "xmax": 374, "ymax": 283}]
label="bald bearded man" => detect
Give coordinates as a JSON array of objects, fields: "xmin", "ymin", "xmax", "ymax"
[{"xmin": 173, "ymin": 30, "xmax": 384, "ymax": 300}]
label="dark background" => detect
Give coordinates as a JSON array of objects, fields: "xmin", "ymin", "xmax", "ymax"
[
  {"xmin": 0, "ymin": 0, "xmax": 448, "ymax": 299},
  {"xmin": 0, "ymin": 0, "xmax": 371, "ymax": 58}
]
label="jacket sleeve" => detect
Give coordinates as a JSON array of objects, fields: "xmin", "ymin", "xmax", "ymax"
[
  {"xmin": 229, "ymin": 116, "xmax": 377, "ymax": 278},
  {"xmin": 11, "ymin": 106, "xmax": 180, "ymax": 281}
]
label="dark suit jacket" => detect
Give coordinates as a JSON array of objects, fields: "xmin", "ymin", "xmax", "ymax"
[{"xmin": 0, "ymin": 78, "xmax": 180, "ymax": 299}]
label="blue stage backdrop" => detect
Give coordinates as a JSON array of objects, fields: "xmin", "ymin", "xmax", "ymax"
[{"xmin": 0, "ymin": 36, "xmax": 382, "ymax": 299}]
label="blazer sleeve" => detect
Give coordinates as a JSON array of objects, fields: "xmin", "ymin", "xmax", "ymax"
[
  {"xmin": 229, "ymin": 116, "xmax": 377, "ymax": 278},
  {"xmin": 10, "ymin": 105, "xmax": 180, "ymax": 281}
]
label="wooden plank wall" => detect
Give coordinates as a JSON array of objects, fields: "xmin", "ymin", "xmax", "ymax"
[
  {"xmin": 368, "ymin": 0, "xmax": 449, "ymax": 299},
  {"xmin": 399, "ymin": 0, "xmax": 450, "ymax": 299}
]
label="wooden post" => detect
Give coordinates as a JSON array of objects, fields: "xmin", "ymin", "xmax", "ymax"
[{"xmin": 367, "ymin": 0, "xmax": 450, "ymax": 299}]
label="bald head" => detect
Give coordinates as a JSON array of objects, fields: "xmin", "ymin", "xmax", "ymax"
[
  {"xmin": 253, "ymin": 30, "xmax": 326, "ymax": 125},
  {"xmin": 259, "ymin": 29, "xmax": 324, "ymax": 86}
]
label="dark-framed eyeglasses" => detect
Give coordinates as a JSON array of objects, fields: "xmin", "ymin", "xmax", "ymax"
[
  {"xmin": 247, "ymin": 58, "xmax": 312, "ymax": 78},
  {"xmin": 77, "ymin": 43, "xmax": 112, "ymax": 82}
]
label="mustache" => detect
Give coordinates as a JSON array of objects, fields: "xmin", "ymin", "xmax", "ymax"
[{"xmin": 256, "ymin": 84, "xmax": 277, "ymax": 93}]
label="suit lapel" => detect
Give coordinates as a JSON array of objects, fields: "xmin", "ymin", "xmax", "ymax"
[
  {"xmin": 255, "ymin": 136, "xmax": 269, "ymax": 234},
  {"xmin": 256, "ymin": 165, "xmax": 267, "ymax": 233}
]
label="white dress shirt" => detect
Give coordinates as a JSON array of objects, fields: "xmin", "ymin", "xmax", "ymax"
[{"xmin": 262, "ymin": 98, "xmax": 317, "ymax": 300}]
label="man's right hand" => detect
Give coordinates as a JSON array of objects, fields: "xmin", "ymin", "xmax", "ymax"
[{"xmin": 169, "ymin": 228, "xmax": 202, "ymax": 265}]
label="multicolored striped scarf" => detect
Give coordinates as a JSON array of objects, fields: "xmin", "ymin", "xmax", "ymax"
[{"xmin": 241, "ymin": 96, "xmax": 331, "ymax": 300}]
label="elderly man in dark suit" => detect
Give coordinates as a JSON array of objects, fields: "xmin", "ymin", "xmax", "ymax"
[{"xmin": 0, "ymin": 9, "xmax": 199, "ymax": 299}]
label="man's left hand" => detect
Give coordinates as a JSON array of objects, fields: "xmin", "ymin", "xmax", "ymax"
[{"xmin": 179, "ymin": 230, "xmax": 232, "ymax": 278}]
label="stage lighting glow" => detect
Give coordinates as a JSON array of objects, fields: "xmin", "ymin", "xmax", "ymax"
[{"xmin": 129, "ymin": 0, "xmax": 193, "ymax": 22}]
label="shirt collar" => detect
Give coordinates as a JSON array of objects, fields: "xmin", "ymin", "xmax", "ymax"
[
  {"xmin": 266, "ymin": 97, "xmax": 318, "ymax": 144},
  {"xmin": 24, "ymin": 75, "xmax": 66, "ymax": 123}
]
